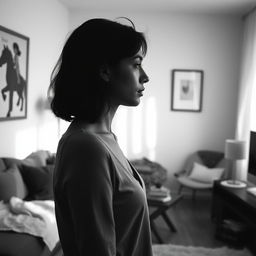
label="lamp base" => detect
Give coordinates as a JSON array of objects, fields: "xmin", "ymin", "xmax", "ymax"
[{"xmin": 221, "ymin": 180, "xmax": 247, "ymax": 188}]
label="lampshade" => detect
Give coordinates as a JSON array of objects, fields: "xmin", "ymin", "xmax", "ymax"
[{"xmin": 225, "ymin": 139, "xmax": 246, "ymax": 160}]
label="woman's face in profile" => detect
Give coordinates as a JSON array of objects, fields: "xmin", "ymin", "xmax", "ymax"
[
  {"xmin": 13, "ymin": 46, "xmax": 18, "ymax": 54},
  {"xmin": 108, "ymin": 49, "xmax": 149, "ymax": 107}
]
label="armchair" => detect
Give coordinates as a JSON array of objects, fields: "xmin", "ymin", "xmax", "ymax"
[{"xmin": 174, "ymin": 150, "xmax": 225, "ymax": 199}]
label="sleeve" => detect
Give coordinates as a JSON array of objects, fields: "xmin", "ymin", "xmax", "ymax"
[{"xmin": 61, "ymin": 133, "xmax": 116, "ymax": 256}]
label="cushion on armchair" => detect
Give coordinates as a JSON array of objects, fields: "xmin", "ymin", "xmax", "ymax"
[
  {"xmin": 182, "ymin": 151, "xmax": 224, "ymax": 176},
  {"xmin": 188, "ymin": 162, "xmax": 224, "ymax": 184},
  {"xmin": 197, "ymin": 150, "xmax": 224, "ymax": 168}
]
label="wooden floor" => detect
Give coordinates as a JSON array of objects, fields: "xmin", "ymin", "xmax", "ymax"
[{"xmin": 150, "ymin": 193, "xmax": 227, "ymax": 248}]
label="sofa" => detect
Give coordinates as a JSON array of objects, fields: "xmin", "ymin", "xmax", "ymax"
[
  {"xmin": 0, "ymin": 150, "xmax": 57, "ymax": 256},
  {"xmin": 0, "ymin": 153, "xmax": 168, "ymax": 256}
]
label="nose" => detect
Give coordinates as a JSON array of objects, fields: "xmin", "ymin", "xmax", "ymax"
[{"xmin": 140, "ymin": 68, "xmax": 149, "ymax": 84}]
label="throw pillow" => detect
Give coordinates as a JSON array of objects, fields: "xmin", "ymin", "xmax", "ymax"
[
  {"xmin": 2, "ymin": 157, "xmax": 23, "ymax": 169},
  {"xmin": 46, "ymin": 154, "xmax": 56, "ymax": 165},
  {"xmin": 0, "ymin": 159, "xmax": 6, "ymax": 172},
  {"xmin": 0, "ymin": 164, "xmax": 28, "ymax": 202},
  {"xmin": 197, "ymin": 150, "xmax": 224, "ymax": 168},
  {"xmin": 22, "ymin": 150, "xmax": 50, "ymax": 167},
  {"xmin": 19, "ymin": 164, "xmax": 54, "ymax": 200},
  {"xmin": 189, "ymin": 162, "xmax": 224, "ymax": 184}
]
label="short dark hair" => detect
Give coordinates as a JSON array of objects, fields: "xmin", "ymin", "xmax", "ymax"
[
  {"xmin": 13, "ymin": 42, "xmax": 21, "ymax": 56},
  {"xmin": 49, "ymin": 18, "xmax": 147, "ymax": 123}
]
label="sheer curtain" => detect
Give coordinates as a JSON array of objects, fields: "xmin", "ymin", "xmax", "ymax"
[{"xmin": 235, "ymin": 9, "xmax": 256, "ymax": 180}]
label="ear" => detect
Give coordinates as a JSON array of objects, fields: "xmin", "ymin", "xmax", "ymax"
[{"xmin": 99, "ymin": 64, "xmax": 111, "ymax": 83}]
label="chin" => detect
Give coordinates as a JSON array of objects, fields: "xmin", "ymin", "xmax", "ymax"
[
  {"xmin": 123, "ymin": 99, "xmax": 140, "ymax": 107},
  {"xmin": 131, "ymin": 99, "xmax": 141, "ymax": 106}
]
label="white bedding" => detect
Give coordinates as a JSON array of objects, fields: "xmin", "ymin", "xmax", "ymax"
[{"xmin": 0, "ymin": 197, "xmax": 59, "ymax": 251}]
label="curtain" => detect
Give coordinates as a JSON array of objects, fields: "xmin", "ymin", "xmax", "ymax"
[{"xmin": 235, "ymin": 10, "xmax": 256, "ymax": 180}]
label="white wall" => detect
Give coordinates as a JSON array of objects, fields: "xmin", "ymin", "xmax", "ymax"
[
  {"xmin": 0, "ymin": 0, "xmax": 69, "ymax": 158},
  {"xmin": 69, "ymin": 10, "xmax": 243, "ymax": 182},
  {"xmin": 0, "ymin": 3, "xmax": 243, "ymax": 186}
]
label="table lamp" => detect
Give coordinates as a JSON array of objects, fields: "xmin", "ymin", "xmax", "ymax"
[{"xmin": 221, "ymin": 139, "xmax": 247, "ymax": 188}]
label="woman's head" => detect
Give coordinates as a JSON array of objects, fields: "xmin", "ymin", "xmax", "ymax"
[
  {"xmin": 49, "ymin": 18, "xmax": 148, "ymax": 122},
  {"xmin": 13, "ymin": 42, "xmax": 21, "ymax": 56}
]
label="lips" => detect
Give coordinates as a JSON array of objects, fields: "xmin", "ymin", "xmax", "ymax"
[
  {"xmin": 137, "ymin": 89, "xmax": 144, "ymax": 97},
  {"xmin": 137, "ymin": 88, "xmax": 144, "ymax": 96}
]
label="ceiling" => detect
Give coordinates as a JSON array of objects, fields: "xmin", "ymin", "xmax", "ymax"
[{"xmin": 59, "ymin": 0, "xmax": 256, "ymax": 16}]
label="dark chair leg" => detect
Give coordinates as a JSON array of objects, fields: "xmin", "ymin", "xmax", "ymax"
[
  {"xmin": 150, "ymin": 220, "xmax": 164, "ymax": 243},
  {"xmin": 161, "ymin": 211, "xmax": 177, "ymax": 232}
]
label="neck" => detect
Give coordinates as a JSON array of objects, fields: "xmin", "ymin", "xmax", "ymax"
[
  {"xmin": 74, "ymin": 105, "xmax": 118, "ymax": 133},
  {"xmin": 97, "ymin": 105, "xmax": 118, "ymax": 133}
]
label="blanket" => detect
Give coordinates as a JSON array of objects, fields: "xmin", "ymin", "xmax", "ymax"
[{"xmin": 0, "ymin": 197, "xmax": 59, "ymax": 251}]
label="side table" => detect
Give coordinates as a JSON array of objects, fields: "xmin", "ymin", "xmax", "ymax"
[
  {"xmin": 212, "ymin": 180, "xmax": 256, "ymax": 254},
  {"xmin": 147, "ymin": 194, "xmax": 183, "ymax": 243}
]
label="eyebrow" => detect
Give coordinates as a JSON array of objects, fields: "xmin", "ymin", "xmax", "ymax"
[{"xmin": 132, "ymin": 55, "xmax": 143, "ymax": 61}]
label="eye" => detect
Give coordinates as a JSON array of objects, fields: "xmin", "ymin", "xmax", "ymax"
[
  {"xmin": 132, "ymin": 56, "xmax": 143, "ymax": 68},
  {"xmin": 134, "ymin": 62, "xmax": 142, "ymax": 68}
]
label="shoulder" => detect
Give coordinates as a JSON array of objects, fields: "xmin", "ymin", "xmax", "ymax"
[
  {"xmin": 60, "ymin": 130, "xmax": 110, "ymax": 159},
  {"xmin": 56, "ymin": 131, "xmax": 115, "ymax": 187}
]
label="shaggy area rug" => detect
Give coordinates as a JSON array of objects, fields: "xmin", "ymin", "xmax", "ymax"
[{"xmin": 152, "ymin": 244, "xmax": 253, "ymax": 256}]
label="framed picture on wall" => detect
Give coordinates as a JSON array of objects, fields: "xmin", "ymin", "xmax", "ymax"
[
  {"xmin": 0, "ymin": 25, "xmax": 29, "ymax": 121},
  {"xmin": 171, "ymin": 69, "xmax": 203, "ymax": 112}
]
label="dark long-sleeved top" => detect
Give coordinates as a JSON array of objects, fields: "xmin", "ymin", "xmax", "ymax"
[{"xmin": 53, "ymin": 122, "xmax": 153, "ymax": 256}]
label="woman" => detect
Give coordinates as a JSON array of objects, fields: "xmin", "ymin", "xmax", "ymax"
[
  {"xmin": 49, "ymin": 18, "xmax": 152, "ymax": 256},
  {"xmin": 13, "ymin": 42, "xmax": 21, "ymax": 84}
]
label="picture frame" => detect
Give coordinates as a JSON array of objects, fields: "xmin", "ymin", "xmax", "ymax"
[
  {"xmin": 0, "ymin": 25, "xmax": 29, "ymax": 121},
  {"xmin": 171, "ymin": 69, "xmax": 203, "ymax": 112}
]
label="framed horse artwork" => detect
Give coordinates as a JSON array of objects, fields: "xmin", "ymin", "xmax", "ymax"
[{"xmin": 0, "ymin": 25, "xmax": 29, "ymax": 121}]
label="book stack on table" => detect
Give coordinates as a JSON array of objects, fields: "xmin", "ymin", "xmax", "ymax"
[{"xmin": 147, "ymin": 186, "xmax": 171, "ymax": 202}]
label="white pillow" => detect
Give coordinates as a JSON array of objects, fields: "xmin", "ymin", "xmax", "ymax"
[{"xmin": 188, "ymin": 162, "xmax": 224, "ymax": 183}]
